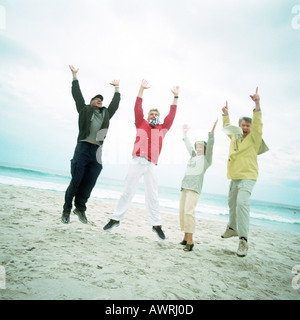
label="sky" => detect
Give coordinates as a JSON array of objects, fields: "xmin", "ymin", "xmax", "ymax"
[{"xmin": 0, "ymin": 0, "xmax": 300, "ymax": 206}]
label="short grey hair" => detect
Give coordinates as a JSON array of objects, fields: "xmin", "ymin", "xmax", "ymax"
[
  {"xmin": 148, "ymin": 108, "xmax": 160, "ymax": 117},
  {"xmin": 238, "ymin": 116, "xmax": 252, "ymax": 126}
]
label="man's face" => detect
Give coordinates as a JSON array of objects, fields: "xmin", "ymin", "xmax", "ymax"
[
  {"xmin": 91, "ymin": 98, "xmax": 103, "ymax": 108},
  {"xmin": 147, "ymin": 110, "xmax": 159, "ymax": 121},
  {"xmin": 239, "ymin": 120, "xmax": 251, "ymax": 138}
]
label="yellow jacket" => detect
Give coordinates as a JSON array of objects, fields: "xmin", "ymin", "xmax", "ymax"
[{"xmin": 223, "ymin": 111, "xmax": 263, "ymax": 180}]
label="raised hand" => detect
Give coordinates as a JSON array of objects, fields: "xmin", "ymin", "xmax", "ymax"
[
  {"xmin": 250, "ymin": 87, "xmax": 260, "ymax": 104},
  {"xmin": 183, "ymin": 124, "xmax": 190, "ymax": 135},
  {"xmin": 110, "ymin": 79, "xmax": 120, "ymax": 87},
  {"xmin": 211, "ymin": 118, "xmax": 218, "ymax": 134},
  {"xmin": 138, "ymin": 79, "xmax": 151, "ymax": 98},
  {"xmin": 222, "ymin": 100, "xmax": 228, "ymax": 116},
  {"xmin": 250, "ymin": 87, "xmax": 261, "ymax": 111},
  {"xmin": 171, "ymin": 86, "xmax": 180, "ymax": 96},
  {"xmin": 69, "ymin": 65, "xmax": 79, "ymax": 77},
  {"xmin": 141, "ymin": 79, "xmax": 151, "ymax": 90}
]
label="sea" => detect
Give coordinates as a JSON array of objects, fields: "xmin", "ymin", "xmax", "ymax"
[{"xmin": 0, "ymin": 164, "xmax": 299, "ymax": 236}]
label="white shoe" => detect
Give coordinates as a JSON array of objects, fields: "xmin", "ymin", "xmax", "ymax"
[
  {"xmin": 237, "ymin": 239, "xmax": 248, "ymax": 257},
  {"xmin": 221, "ymin": 226, "xmax": 238, "ymax": 238}
]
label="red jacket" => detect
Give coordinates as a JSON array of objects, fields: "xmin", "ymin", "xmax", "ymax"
[{"xmin": 132, "ymin": 97, "xmax": 177, "ymax": 165}]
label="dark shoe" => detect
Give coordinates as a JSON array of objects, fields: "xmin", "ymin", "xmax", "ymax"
[
  {"xmin": 183, "ymin": 244, "xmax": 194, "ymax": 251},
  {"xmin": 61, "ymin": 211, "xmax": 70, "ymax": 224},
  {"xmin": 180, "ymin": 240, "xmax": 187, "ymax": 245},
  {"xmin": 73, "ymin": 208, "xmax": 88, "ymax": 224},
  {"xmin": 152, "ymin": 226, "xmax": 166, "ymax": 240},
  {"xmin": 103, "ymin": 219, "xmax": 120, "ymax": 231}
]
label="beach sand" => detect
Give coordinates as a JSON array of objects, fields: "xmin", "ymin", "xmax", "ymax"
[{"xmin": 0, "ymin": 184, "xmax": 299, "ymax": 300}]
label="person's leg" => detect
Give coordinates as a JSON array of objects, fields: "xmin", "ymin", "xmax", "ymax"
[
  {"xmin": 110, "ymin": 158, "xmax": 145, "ymax": 221},
  {"xmin": 221, "ymin": 180, "xmax": 239, "ymax": 238},
  {"xmin": 63, "ymin": 143, "xmax": 89, "ymax": 213},
  {"xmin": 182, "ymin": 190, "xmax": 199, "ymax": 243},
  {"xmin": 236, "ymin": 179, "xmax": 256, "ymax": 240},
  {"xmin": 75, "ymin": 160, "xmax": 102, "ymax": 212},
  {"xmin": 143, "ymin": 162, "xmax": 161, "ymax": 226},
  {"xmin": 228, "ymin": 180, "xmax": 239, "ymax": 231},
  {"xmin": 179, "ymin": 190, "xmax": 187, "ymax": 241}
]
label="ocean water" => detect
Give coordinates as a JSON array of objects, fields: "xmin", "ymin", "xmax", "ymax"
[{"xmin": 0, "ymin": 164, "xmax": 299, "ymax": 236}]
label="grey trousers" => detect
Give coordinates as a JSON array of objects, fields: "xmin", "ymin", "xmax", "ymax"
[{"xmin": 228, "ymin": 179, "xmax": 256, "ymax": 239}]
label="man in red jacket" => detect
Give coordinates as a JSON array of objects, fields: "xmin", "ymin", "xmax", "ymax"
[{"xmin": 103, "ymin": 79, "xmax": 179, "ymax": 239}]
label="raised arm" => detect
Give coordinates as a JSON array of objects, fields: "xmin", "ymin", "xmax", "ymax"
[
  {"xmin": 210, "ymin": 118, "xmax": 218, "ymax": 134},
  {"xmin": 205, "ymin": 119, "xmax": 217, "ymax": 166},
  {"xmin": 69, "ymin": 65, "xmax": 79, "ymax": 79},
  {"xmin": 250, "ymin": 87, "xmax": 261, "ymax": 112},
  {"xmin": 222, "ymin": 100, "xmax": 229, "ymax": 117},
  {"xmin": 110, "ymin": 79, "xmax": 120, "ymax": 92},
  {"xmin": 107, "ymin": 79, "xmax": 121, "ymax": 119},
  {"xmin": 69, "ymin": 65, "xmax": 85, "ymax": 112},
  {"xmin": 222, "ymin": 100, "xmax": 234, "ymax": 140},
  {"xmin": 135, "ymin": 79, "xmax": 150, "ymax": 126},
  {"xmin": 171, "ymin": 86, "xmax": 180, "ymax": 105},
  {"xmin": 222, "ymin": 100, "xmax": 230, "ymax": 126},
  {"xmin": 182, "ymin": 125, "xmax": 195, "ymax": 157},
  {"xmin": 250, "ymin": 87, "xmax": 263, "ymax": 141},
  {"xmin": 138, "ymin": 79, "xmax": 151, "ymax": 98}
]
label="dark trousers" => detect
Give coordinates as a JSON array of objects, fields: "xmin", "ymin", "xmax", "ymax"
[{"xmin": 63, "ymin": 142, "xmax": 102, "ymax": 213}]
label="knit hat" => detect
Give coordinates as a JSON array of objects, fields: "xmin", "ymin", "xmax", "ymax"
[
  {"xmin": 194, "ymin": 141, "xmax": 207, "ymax": 149},
  {"xmin": 90, "ymin": 94, "xmax": 104, "ymax": 103}
]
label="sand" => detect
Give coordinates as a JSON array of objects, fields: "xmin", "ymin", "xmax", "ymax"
[{"xmin": 0, "ymin": 184, "xmax": 299, "ymax": 300}]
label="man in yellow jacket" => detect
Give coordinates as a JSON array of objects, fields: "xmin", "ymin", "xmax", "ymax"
[{"xmin": 221, "ymin": 87, "xmax": 268, "ymax": 257}]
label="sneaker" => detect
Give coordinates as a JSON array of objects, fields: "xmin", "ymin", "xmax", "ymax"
[
  {"xmin": 61, "ymin": 211, "xmax": 70, "ymax": 224},
  {"xmin": 103, "ymin": 219, "xmax": 120, "ymax": 231},
  {"xmin": 152, "ymin": 226, "xmax": 166, "ymax": 240},
  {"xmin": 237, "ymin": 239, "xmax": 248, "ymax": 257},
  {"xmin": 73, "ymin": 208, "xmax": 88, "ymax": 224},
  {"xmin": 221, "ymin": 226, "xmax": 238, "ymax": 238}
]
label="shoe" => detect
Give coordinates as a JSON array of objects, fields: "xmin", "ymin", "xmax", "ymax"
[
  {"xmin": 237, "ymin": 239, "xmax": 248, "ymax": 257},
  {"xmin": 61, "ymin": 211, "xmax": 70, "ymax": 224},
  {"xmin": 103, "ymin": 219, "xmax": 120, "ymax": 231},
  {"xmin": 73, "ymin": 208, "xmax": 88, "ymax": 224},
  {"xmin": 152, "ymin": 226, "xmax": 166, "ymax": 240},
  {"xmin": 221, "ymin": 226, "xmax": 238, "ymax": 238},
  {"xmin": 184, "ymin": 244, "xmax": 194, "ymax": 251},
  {"xmin": 180, "ymin": 240, "xmax": 187, "ymax": 245}
]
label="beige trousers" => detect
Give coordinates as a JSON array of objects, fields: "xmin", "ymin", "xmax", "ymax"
[{"xmin": 179, "ymin": 189, "xmax": 199, "ymax": 234}]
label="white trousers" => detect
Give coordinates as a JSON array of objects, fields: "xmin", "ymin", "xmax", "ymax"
[{"xmin": 110, "ymin": 157, "xmax": 162, "ymax": 226}]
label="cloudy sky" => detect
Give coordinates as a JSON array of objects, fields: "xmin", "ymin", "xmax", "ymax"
[{"xmin": 0, "ymin": 0, "xmax": 300, "ymax": 206}]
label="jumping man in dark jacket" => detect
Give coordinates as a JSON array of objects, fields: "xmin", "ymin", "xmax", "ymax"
[{"xmin": 61, "ymin": 65, "xmax": 121, "ymax": 224}]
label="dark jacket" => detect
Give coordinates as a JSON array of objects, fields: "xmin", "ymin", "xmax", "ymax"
[{"xmin": 71, "ymin": 79, "xmax": 121, "ymax": 144}]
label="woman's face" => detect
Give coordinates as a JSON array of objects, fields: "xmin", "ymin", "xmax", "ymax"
[{"xmin": 196, "ymin": 144, "xmax": 205, "ymax": 156}]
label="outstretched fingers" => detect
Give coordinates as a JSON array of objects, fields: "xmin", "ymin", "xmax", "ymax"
[
  {"xmin": 171, "ymin": 85, "xmax": 180, "ymax": 95},
  {"xmin": 141, "ymin": 79, "xmax": 151, "ymax": 89},
  {"xmin": 69, "ymin": 65, "xmax": 79, "ymax": 73},
  {"xmin": 110, "ymin": 79, "xmax": 120, "ymax": 86}
]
